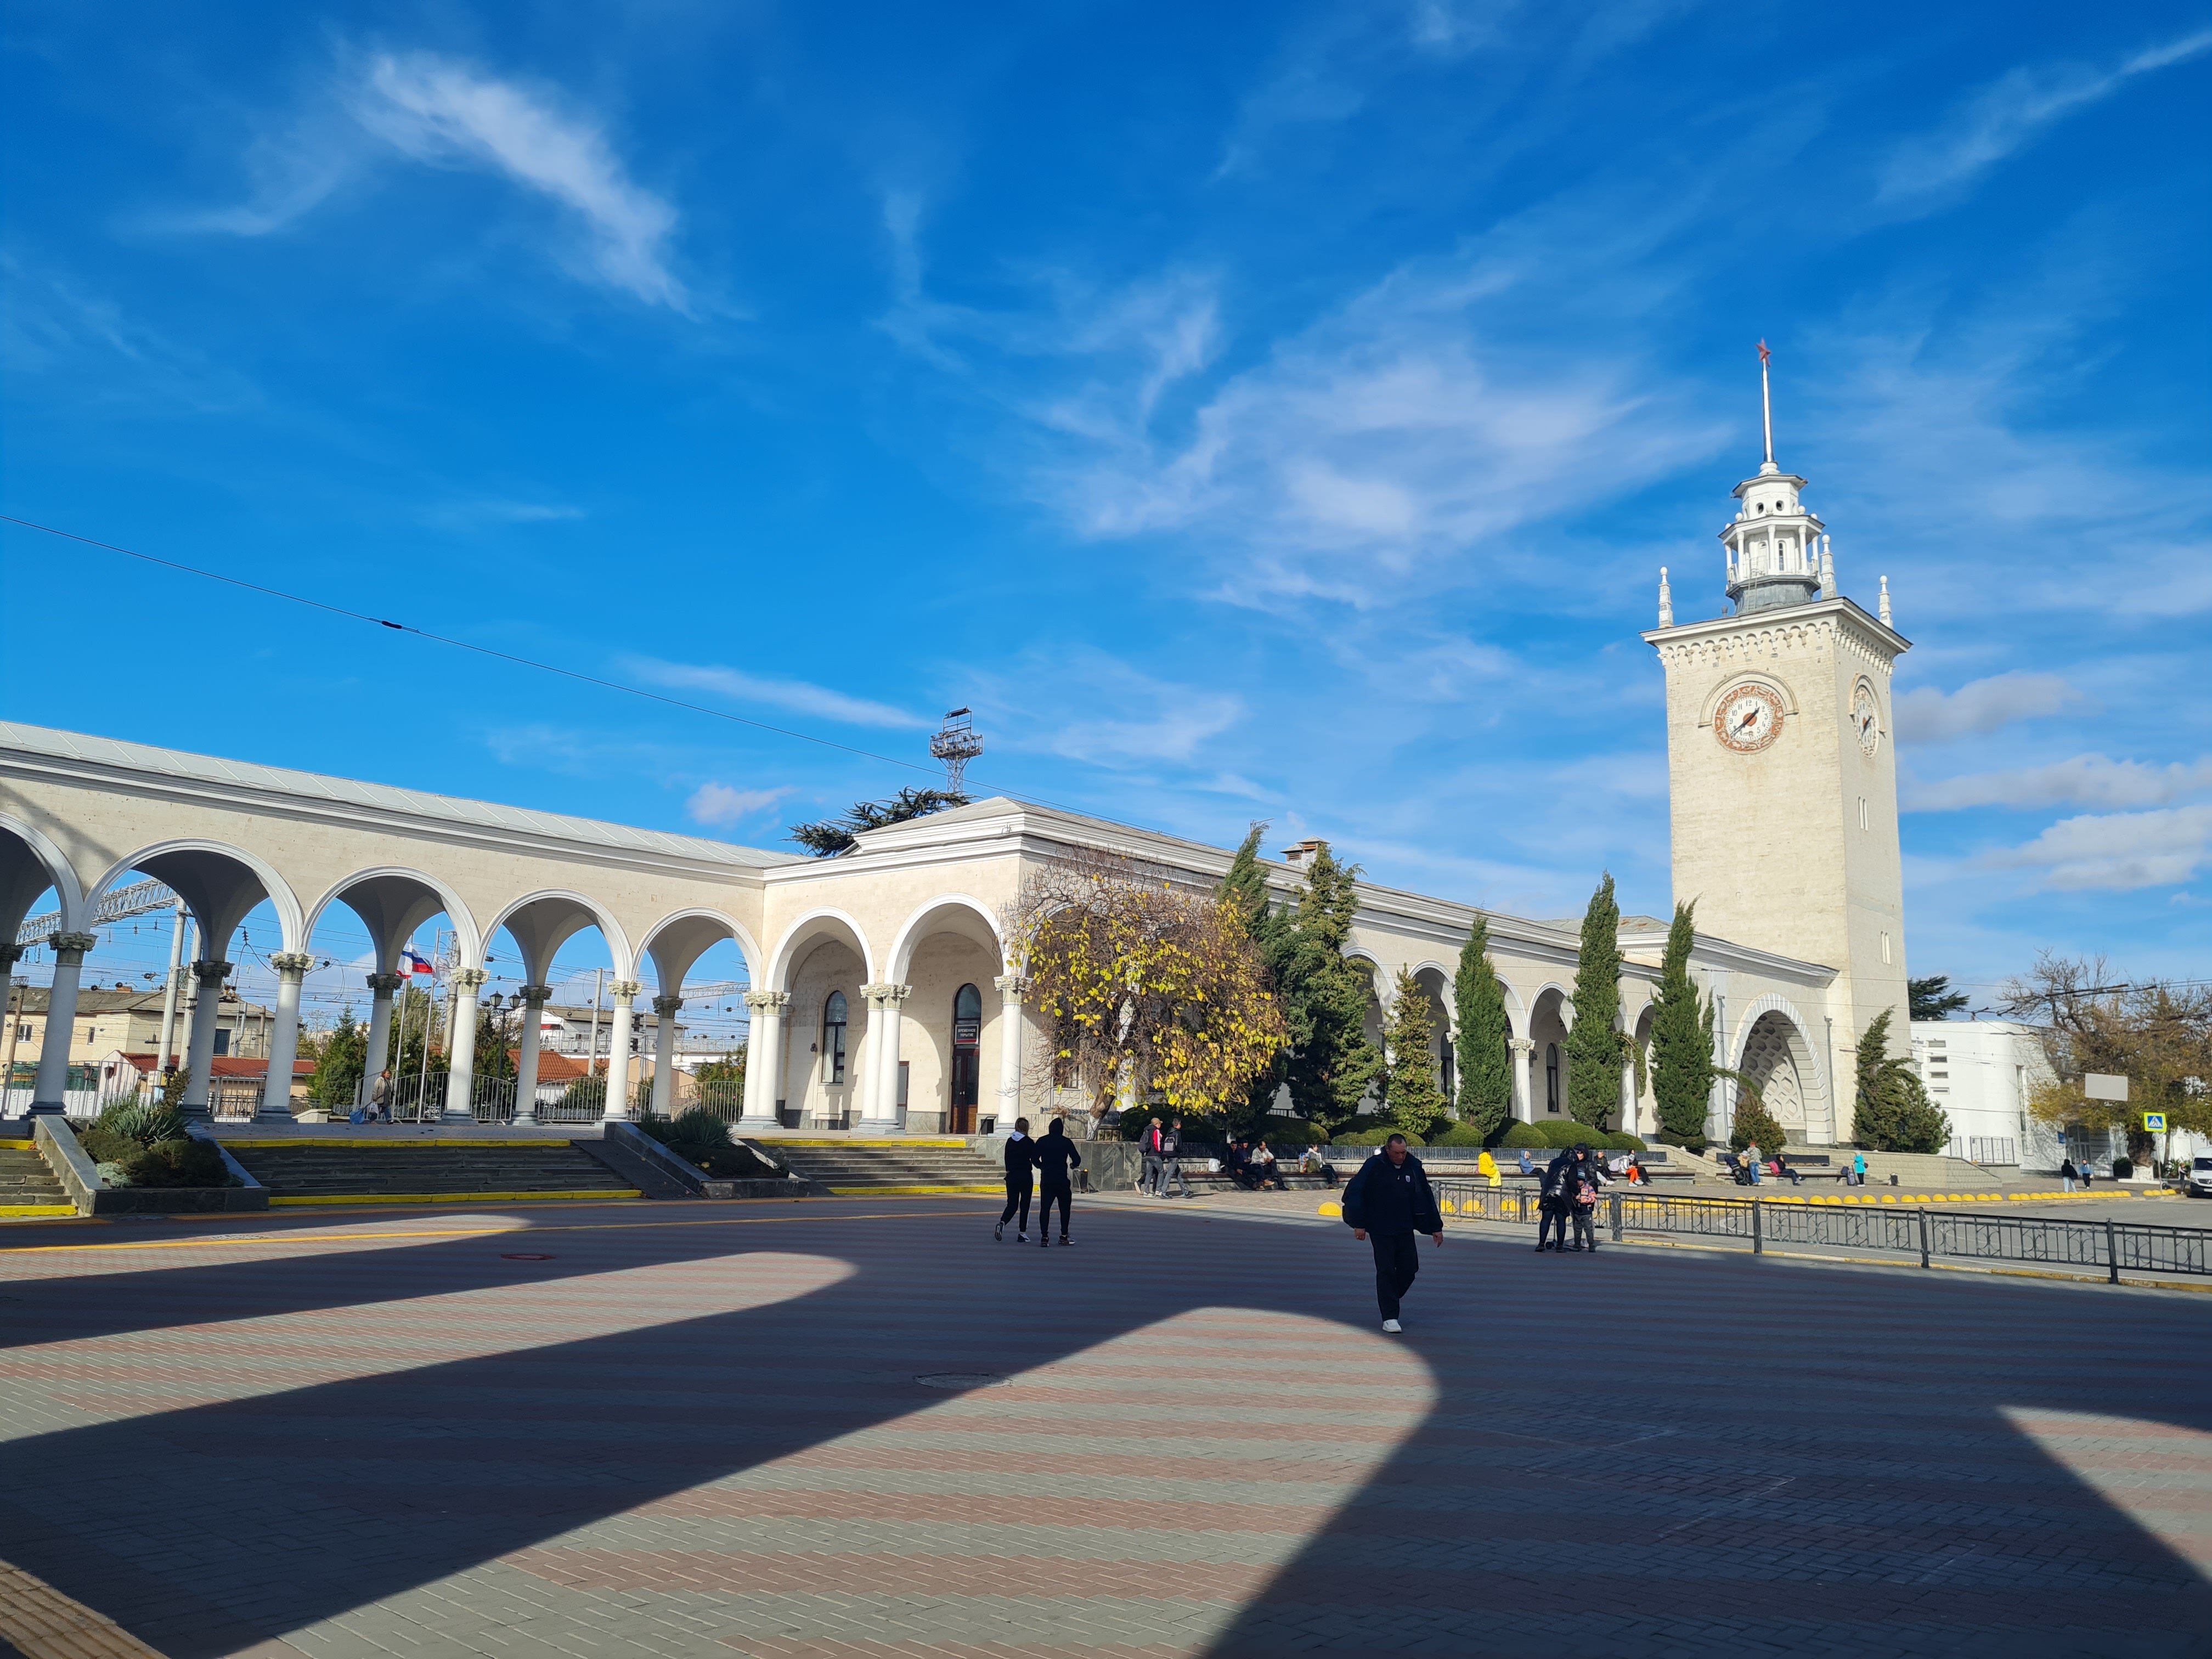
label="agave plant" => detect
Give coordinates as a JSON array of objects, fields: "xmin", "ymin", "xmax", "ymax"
[{"xmin": 97, "ymin": 1098, "xmax": 189, "ymax": 1147}]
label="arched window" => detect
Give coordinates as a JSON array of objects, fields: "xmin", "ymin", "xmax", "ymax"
[
  {"xmin": 949, "ymin": 983, "xmax": 983, "ymax": 1131},
  {"xmin": 1545, "ymin": 1042, "xmax": 1561, "ymax": 1114},
  {"xmin": 954, "ymin": 983, "xmax": 982, "ymax": 1028},
  {"xmin": 822, "ymin": 991, "xmax": 848, "ymax": 1085}
]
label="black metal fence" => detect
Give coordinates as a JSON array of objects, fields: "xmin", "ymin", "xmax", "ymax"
[{"xmin": 1432, "ymin": 1181, "xmax": 2209, "ymax": 1285}]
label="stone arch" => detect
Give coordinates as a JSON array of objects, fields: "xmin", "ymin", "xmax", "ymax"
[
  {"xmin": 485, "ymin": 889, "xmax": 634, "ymax": 982},
  {"xmin": 89, "ymin": 839, "xmax": 305, "ymax": 955},
  {"xmin": 0, "ymin": 811, "xmax": 85, "ymax": 937},
  {"xmin": 766, "ymin": 908, "xmax": 877, "ymax": 992},
  {"xmin": 1729, "ymin": 994, "xmax": 1829, "ymax": 1146},
  {"xmin": 1529, "ymin": 984, "xmax": 1573, "ymax": 1119},
  {"xmin": 303, "ymin": 866, "xmax": 483, "ymax": 972},
  {"xmin": 886, "ymin": 895, "xmax": 1004, "ymax": 984},
  {"xmin": 639, "ymin": 907, "xmax": 763, "ymax": 989}
]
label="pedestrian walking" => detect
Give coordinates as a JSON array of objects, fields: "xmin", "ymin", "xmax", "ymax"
[
  {"xmin": 370, "ymin": 1068, "xmax": 393, "ymax": 1124},
  {"xmin": 1851, "ymin": 1150, "xmax": 1867, "ymax": 1187},
  {"xmin": 1034, "ymin": 1116, "xmax": 1083, "ymax": 1246},
  {"xmin": 1158, "ymin": 1118, "xmax": 1192, "ymax": 1198},
  {"xmin": 1139, "ymin": 1116, "xmax": 1165, "ymax": 1196},
  {"xmin": 1341, "ymin": 1132, "xmax": 1443, "ymax": 1333},
  {"xmin": 995, "ymin": 1118, "xmax": 1039, "ymax": 1242}
]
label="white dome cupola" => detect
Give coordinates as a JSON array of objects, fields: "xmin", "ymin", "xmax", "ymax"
[{"xmin": 1722, "ymin": 342, "xmax": 1832, "ymax": 616}]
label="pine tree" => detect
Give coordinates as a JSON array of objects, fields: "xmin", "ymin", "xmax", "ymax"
[
  {"xmin": 1453, "ymin": 916, "xmax": 1512, "ymax": 1139},
  {"xmin": 1565, "ymin": 872, "xmax": 1626, "ymax": 1129},
  {"xmin": 309, "ymin": 1008, "xmax": 367, "ymax": 1107},
  {"xmin": 1381, "ymin": 967, "xmax": 1448, "ymax": 1137},
  {"xmin": 1728, "ymin": 1084, "xmax": 1789, "ymax": 1156},
  {"xmin": 1852, "ymin": 1008, "xmax": 1952, "ymax": 1152},
  {"xmin": 1277, "ymin": 843, "xmax": 1383, "ymax": 1133},
  {"xmin": 1648, "ymin": 901, "xmax": 1716, "ymax": 1147}
]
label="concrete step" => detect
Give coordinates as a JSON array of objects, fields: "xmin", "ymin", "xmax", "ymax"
[
  {"xmin": 767, "ymin": 1142, "xmax": 1001, "ymax": 1190},
  {"xmin": 228, "ymin": 1142, "xmax": 637, "ymax": 1198},
  {"xmin": 0, "ymin": 1147, "xmax": 69, "ymax": 1209}
]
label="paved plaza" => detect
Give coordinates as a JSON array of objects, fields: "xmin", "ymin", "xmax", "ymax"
[{"xmin": 0, "ymin": 1195, "xmax": 2207, "ymax": 1659}]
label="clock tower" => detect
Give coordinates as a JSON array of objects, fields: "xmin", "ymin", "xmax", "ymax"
[{"xmin": 1643, "ymin": 348, "xmax": 1912, "ymax": 1142}]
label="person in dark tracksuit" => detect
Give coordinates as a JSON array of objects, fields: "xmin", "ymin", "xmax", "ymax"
[
  {"xmin": 1341, "ymin": 1133, "xmax": 1444, "ymax": 1332},
  {"xmin": 1034, "ymin": 1116, "xmax": 1084, "ymax": 1246},
  {"xmin": 1562, "ymin": 1142, "xmax": 1611, "ymax": 1253},
  {"xmin": 1536, "ymin": 1148, "xmax": 1573, "ymax": 1252},
  {"xmin": 995, "ymin": 1118, "xmax": 1039, "ymax": 1243}
]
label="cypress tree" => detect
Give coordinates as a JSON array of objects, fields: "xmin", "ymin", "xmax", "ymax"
[
  {"xmin": 1381, "ymin": 966, "xmax": 1448, "ymax": 1138},
  {"xmin": 1453, "ymin": 916, "xmax": 1512, "ymax": 1139},
  {"xmin": 1648, "ymin": 901, "xmax": 1716, "ymax": 1146},
  {"xmin": 1217, "ymin": 823, "xmax": 1293, "ymax": 1126},
  {"xmin": 1278, "ymin": 843, "xmax": 1383, "ymax": 1133},
  {"xmin": 1564, "ymin": 872, "xmax": 1626, "ymax": 1129},
  {"xmin": 1852, "ymin": 1008, "xmax": 1952, "ymax": 1153}
]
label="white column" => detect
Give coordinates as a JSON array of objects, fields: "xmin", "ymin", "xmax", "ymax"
[
  {"xmin": 155, "ymin": 902, "xmax": 189, "ymax": 1074},
  {"xmin": 1618, "ymin": 1057, "xmax": 1637, "ymax": 1138},
  {"xmin": 30, "ymin": 933, "xmax": 98, "ymax": 1114},
  {"xmin": 856, "ymin": 982, "xmax": 909, "ymax": 1134},
  {"xmin": 600, "ymin": 979, "xmax": 640, "ymax": 1122},
  {"xmin": 441, "ymin": 967, "xmax": 487, "ymax": 1122},
  {"xmin": 0, "ymin": 945, "xmax": 21, "ymax": 1115},
  {"xmin": 650, "ymin": 994, "xmax": 683, "ymax": 1117},
  {"xmin": 180, "ymin": 958, "xmax": 232, "ymax": 1118},
  {"xmin": 993, "ymin": 974, "xmax": 1026, "ymax": 1132},
  {"xmin": 514, "ymin": 984, "xmax": 550, "ymax": 1126},
  {"xmin": 1510, "ymin": 1037, "xmax": 1534, "ymax": 1124},
  {"xmin": 258, "ymin": 952, "xmax": 312, "ymax": 1121},
  {"xmin": 738, "ymin": 991, "xmax": 787, "ymax": 1131},
  {"xmin": 359, "ymin": 972, "xmax": 403, "ymax": 1108}
]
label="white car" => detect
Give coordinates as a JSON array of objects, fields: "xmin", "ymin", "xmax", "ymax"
[{"xmin": 2185, "ymin": 1156, "xmax": 2212, "ymax": 1198}]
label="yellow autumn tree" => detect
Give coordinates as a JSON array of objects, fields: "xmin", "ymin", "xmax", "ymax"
[{"xmin": 1008, "ymin": 853, "xmax": 1288, "ymax": 1135}]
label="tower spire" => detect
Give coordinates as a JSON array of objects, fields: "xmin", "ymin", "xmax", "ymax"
[{"xmin": 1757, "ymin": 340, "xmax": 1777, "ymax": 476}]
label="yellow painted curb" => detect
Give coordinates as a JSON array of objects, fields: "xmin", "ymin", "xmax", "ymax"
[
  {"xmin": 224, "ymin": 1138, "xmax": 575, "ymax": 1149},
  {"xmin": 0, "ymin": 1205, "xmax": 78, "ymax": 1218},
  {"xmin": 268, "ymin": 1189, "xmax": 642, "ymax": 1206},
  {"xmin": 0, "ymin": 1553, "xmax": 165, "ymax": 1657},
  {"xmin": 766, "ymin": 1137, "xmax": 970, "ymax": 1148},
  {"xmin": 823, "ymin": 1183, "xmax": 1000, "ymax": 1197},
  {"xmin": 0, "ymin": 1139, "xmax": 35, "ymax": 1150}
]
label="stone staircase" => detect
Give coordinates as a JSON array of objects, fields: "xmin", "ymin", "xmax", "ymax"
[
  {"xmin": 756, "ymin": 1138, "xmax": 1001, "ymax": 1195},
  {"xmin": 0, "ymin": 1139, "xmax": 75, "ymax": 1215},
  {"xmin": 224, "ymin": 1139, "xmax": 641, "ymax": 1205}
]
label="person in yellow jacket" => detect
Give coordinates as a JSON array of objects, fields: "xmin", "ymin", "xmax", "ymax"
[{"xmin": 1477, "ymin": 1148, "xmax": 1502, "ymax": 1188}]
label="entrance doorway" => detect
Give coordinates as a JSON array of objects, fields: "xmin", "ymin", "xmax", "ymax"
[{"xmin": 949, "ymin": 983, "xmax": 981, "ymax": 1133}]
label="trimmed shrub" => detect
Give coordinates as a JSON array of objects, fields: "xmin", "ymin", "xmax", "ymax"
[
  {"xmin": 1429, "ymin": 1122, "xmax": 1486, "ymax": 1147},
  {"xmin": 1336, "ymin": 1126, "xmax": 1421, "ymax": 1147},
  {"xmin": 1607, "ymin": 1131, "xmax": 1649, "ymax": 1153},
  {"xmin": 1656, "ymin": 1127, "xmax": 1709, "ymax": 1154},
  {"xmin": 114, "ymin": 1138, "xmax": 233, "ymax": 1189},
  {"xmin": 1499, "ymin": 1122, "xmax": 1547, "ymax": 1149},
  {"xmin": 1259, "ymin": 1119, "xmax": 1327, "ymax": 1147},
  {"xmin": 2112, "ymin": 1155, "xmax": 2135, "ymax": 1180}
]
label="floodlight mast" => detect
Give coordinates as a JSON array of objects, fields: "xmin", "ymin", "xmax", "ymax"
[{"xmin": 929, "ymin": 708, "xmax": 983, "ymax": 795}]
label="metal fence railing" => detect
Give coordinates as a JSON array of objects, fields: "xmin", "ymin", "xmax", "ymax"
[{"xmin": 1432, "ymin": 1181, "xmax": 2209, "ymax": 1285}]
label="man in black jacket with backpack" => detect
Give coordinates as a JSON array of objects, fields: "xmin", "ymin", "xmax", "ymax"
[{"xmin": 1341, "ymin": 1133, "xmax": 1444, "ymax": 1333}]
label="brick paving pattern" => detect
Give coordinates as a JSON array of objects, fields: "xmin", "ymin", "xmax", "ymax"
[{"xmin": 0, "ymin": 1198, "xmax": 2206, "ymax": 1658}]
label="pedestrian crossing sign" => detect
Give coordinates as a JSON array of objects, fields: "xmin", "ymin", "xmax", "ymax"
[{"xmin": 2143, "ymin": 1112, "xmax": 2167, "ymax": 1132}]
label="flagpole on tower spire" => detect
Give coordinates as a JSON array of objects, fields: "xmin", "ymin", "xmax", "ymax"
[{"xmin": 1757, "ymin": 339, "xmax": 1775, "ymax": 471}]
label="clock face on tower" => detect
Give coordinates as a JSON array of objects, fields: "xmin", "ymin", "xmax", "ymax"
[
  {"xmin": 1852, "ymin": 680, "xmax": 1881, "ymax": 757},
  {"xmin": 1713, "ymin": 682, "xmax": 1785, "ymax": 753}
]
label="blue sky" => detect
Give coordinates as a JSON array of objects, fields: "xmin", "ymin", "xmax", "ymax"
[{"xmin": 4, "ymin": 0, "xmax": 2209, "ymax": 1018}]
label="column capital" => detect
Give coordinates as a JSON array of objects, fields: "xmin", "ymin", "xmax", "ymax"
[
  {"xmin": 269, "ymin": 951, "xmax": 314, "ymax": 977},
  {"xmin": 993, "ymin": 974, "xmax": 1029, "ymax": 1000},
  {"xmin": 518, "ymin": 983, "xmax": 553, "ymax": 1006},
  {"xmin": 452, "ymin": 967, "xmax": 489, "ymax": 992},
  {"xmin": 652, "ymin": 994, "xmax": 685, "ymax": 1017},
  {"xmin": 192, "ymin": 959, "xmax": 234, "ymax": 984},
  {"xmin": 1509, "ymin": 1037, "xmax": 1536, "ymax": 1054},
  {"xmin": 863, "ymin": 981, "xmax": 912, "ymax": 1008},
  {"xmin": 365, "ymin": 971, "xmax": 405, "ymax": 993},
  {"xmin": 744, "ymin": 989, "xmax": 790, "ymax": 1013},
  {"xmin": 48, "ymin": 932, "xmax": 99, "ymax": 957},
  {"xmin": 0, "ymin": 943, "xmax": 24, "ymax": 968},
  {"xmin": 609, "ymin": 979, "xmax": 642, "ymax": 1002}
]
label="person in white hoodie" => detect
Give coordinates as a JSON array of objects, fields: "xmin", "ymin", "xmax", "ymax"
[{"xmin": 995, "ymin": 1119, "xmax": 1039, "ymax": 1243}]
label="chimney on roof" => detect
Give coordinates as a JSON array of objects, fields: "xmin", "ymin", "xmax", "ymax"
[{"xmin": 1278, "ymin": 838, "xmax": 1326, "ymax": 868}]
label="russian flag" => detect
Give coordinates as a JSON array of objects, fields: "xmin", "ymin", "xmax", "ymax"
[{"xmin": 402, "ymin": 949, "xmax": 435, "ymax": 977}]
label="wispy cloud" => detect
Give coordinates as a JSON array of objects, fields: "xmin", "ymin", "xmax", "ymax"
[
  {"xmin": 1909, "ymin": 754, "xmax": 2212, "ymax": 813},
  {"xmin": 622, "ymin": 656, "xmax": 928, "ymax": 731},
  {"xmin": 1893, "ymin": 672, "xmax": 2080, "ymax": 743},
  {"xmin": 183, "ymin": 48, "xmax": 687, "ymax": 309},
  {"xmin": 1988, "ymin": 804, "xmax": 2212, "ymax": 892},
  {"xmin": 1878, "ymin": 30, "xmax": 2212, "ymax": 213},
  {"xmin": 686, "ymin": 782, "xmax": 794, "ymax": 828},
  {"xmin": 966, "ymin": 646, "xmax": 1245, "ymax": 770},
  {"xmin": 421, "ymin": 498, "xmax": 585, "ymax": 531}
]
